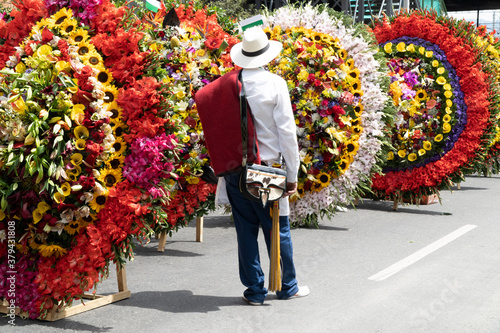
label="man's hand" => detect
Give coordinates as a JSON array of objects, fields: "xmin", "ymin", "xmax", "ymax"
[{"xmin": 284, "ymin": 182, "xmax": 297, "ymax": 197}]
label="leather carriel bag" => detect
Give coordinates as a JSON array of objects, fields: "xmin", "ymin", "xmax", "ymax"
[{"xmin": 237, "ymin": 70, "xmax": 287, "ymax": 207}]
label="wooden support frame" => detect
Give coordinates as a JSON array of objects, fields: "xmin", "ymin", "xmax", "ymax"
[
  {"xmin": 157, "ymin": 216, "xmax": 204, "ymax": 252},
  {"xmin": 0, "ymin": 263, "xmax": 130, "ymax": 321}
]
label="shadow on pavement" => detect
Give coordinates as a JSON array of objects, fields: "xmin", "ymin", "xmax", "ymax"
[
  {"xmin": 133, "ymin": 244, "xmax": 203, "ymax": 258},
  {"xmin": 0, "ymin": 316, "xmax": 113, "ymax": 332},
  {"xmin": 355, "ymin": 201, "xmax": 450, "ymax": 216},
  {"xmin": 115, "ymin": 290, "xmax": 247, "ymax": 313}
]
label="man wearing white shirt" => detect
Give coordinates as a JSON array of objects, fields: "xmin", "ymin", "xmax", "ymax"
[{"xmin": 221, "ymin": 27, "xmax": 309, "ymax": 305}]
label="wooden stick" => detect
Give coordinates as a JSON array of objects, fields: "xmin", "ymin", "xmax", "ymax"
[
  {"xmin": 393, "ymin": 200, "xmax": 398, "ymax": 211},
  {"xmin": 157, "ymin": 230, "xmax": 167, "ymax": 252},
  {"xmin": 196, "ymin": 216, "xmax": 204, "ymax": 242}
]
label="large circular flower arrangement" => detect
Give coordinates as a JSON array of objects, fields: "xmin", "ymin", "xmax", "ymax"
[
  {"xmin": 263, "ymin": 4, "xmax": 392, "ymax": 227},
  {"xmin": 0, "ymin": 0, "xmax": 237, "ymax": 319},
  {"xmin": 370, "ymin": 11, "xmax": 499, "ymax": 202}
]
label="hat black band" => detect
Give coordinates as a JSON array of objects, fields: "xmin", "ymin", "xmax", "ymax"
[{"xmin": 242, "ymin": 43, "xmax": 270, "ymax": 57}]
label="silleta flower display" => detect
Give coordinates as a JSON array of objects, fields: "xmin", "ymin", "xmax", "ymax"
[
  {"xmin": 263, "ymin": 4, "xmax": 391, "ymax": 227},
  {"xmin": 370, "ymin": 11, "xmax": 499, "ymax": 203}
]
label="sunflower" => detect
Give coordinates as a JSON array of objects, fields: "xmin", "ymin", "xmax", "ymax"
[
  {"xmin": 105, "ymin": 153, "xmax": 125, "ymax": 170},
  {"xmin": 338, "ymin": 158, "xmax": 350, "ymax": 174},
  {"xmin": 38, "ymin": 244, "xmax": 68, "ymax": 258},
  {"xmin": 316, "ymin": 172, "xmax": 331, "ymax": 188},
  {"xmin": 112, "ymin": 136, "xmax": 127, "ymax": 155},
  {"xmin": 68, "ymin": 28, "xmax": 90, "ymax": 44},
  {"xmin": 28, "ymin": 236, "xmax": 45, "ymax": 250},
  {"xmin": 76, "ymin": 39, "xmax": 96, "ymax": 57},
  {"xmin": 51, "ymin": 8, "xmax": 73, "ymax": 26},
  {"xmin": 106, "ymin": 101, "xmax": 123, "ymax": 120},
  {"xmin": 89, "ymin": 190, "xmax": 108, "ymax": 212},
  {"xmin": 345, "ymin": 140, "xmax": 359, "ymax": 154},
  {"xmin": 345, "ymin": 58, "xmax": 355, "ymax": 69},
  {"xmin": 350, "ymin": 80, "xmax": 361, "ymax": 91},
  {"xmin": 112, "ymin": 121, "xmax": 127, "ymax": 137},
  {"xmin": 102, "ymin": 84, "xmax": 119, "ymax": 104},
  {"xmin": 82, "ymin": 50, "xmax": 103, "ymax": 67},
  {"xmin": 98, "ymin": 168, "xmax": 123, "ymax": 188},
  {"xmin": 415, "ymin": 89, "xmax": 428, "ymax": 101},
  {"xmin": 94, "ymin": 65, "xmax": 113, "ymax": 85},
  {"xmin": 64, "ymin": 220, "xmax": 84, "ymax": 235},
  {"xmin": 353, "ymin": 104, "xmax": 364, "ymax": 116},
  {"xmin": 59, "ymin": 18, "xmax": 78, "ymax": 35},
  {"xmin": 337, "ymin": 48, "xmax": 348, "ymax": 60}
]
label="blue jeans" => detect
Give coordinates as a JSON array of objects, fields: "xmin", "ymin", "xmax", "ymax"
[{"xmin": 225, "ymin": 172, "xmax": 299, "ymax": 303}]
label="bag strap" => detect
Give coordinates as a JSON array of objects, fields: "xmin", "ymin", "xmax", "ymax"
[{"xmin": 238, "ymin": 69, "xmax": 249, "ymax": 167}]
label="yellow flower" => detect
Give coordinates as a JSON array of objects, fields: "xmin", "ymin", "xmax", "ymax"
[
  {"xmin": 32, "ymin": 208, "xmax": 44, "ymax": 224},
  {"xmin": 112, "ymin": 137, "xmax": 127, "ymax": 155},
  {"xmin": 105, "ymin": 154, "xmax": 125, "ymax": 170},
  {"xmin": 423, "ymin": 141, "xmax": 432, "ymax": 150},
  {"xmin": 418, "ymin": 149, "xmax": 426, "ymax": 156},
  {"xmin": 15, "ymin": 62, "xmax": 26, "ymax": 74},
  {"xmin": 89, "ymin": 190, "xmax": 108, "ymax": 212},
  {"xmin": 384, "ymin": 42, "xmax": 393, "ymax": 53},
  {"xmin": 437, "ymin": 67, "xmax": 445, "ymax": 75},
  {"xmin": 338, "ymin": 49, "xmax": 348, "ymax": 60},
  {"xmin": 354, "ymin": 104, "xmax": 364, "ymax": 115},
  {"xmin": 68, "ymin": 28, "xmax": 89, "ymax": 44},
  {"xmin": 446, "ymin": 99, "xmax": 453, "ymax": 107},
  {"xmin": 406, "ymin": 44, "xmax": 416, "ymax": 53},
  {"xmin": 55, "ymin": 60, "xmax": 71, "ymax": 74},
  {"xmin": 172, "ymin": 85, "xmax": 186, "ymax": 99},
  {"xmin": 387, "ymin": 151, "xmax": 394, "ymax": 160},
  {"xmin": 102, "ymin": 84, "xmax": 119, "ymax": 104},
  {"xmin": 38, "ymin": 201, "xmax": 51, "ymax": 213},
  {"xmin": 348, "ymin": 68, "xmax": 360, "ymax": 81},
  {"xmin": 316, "ymin": 172, "xmax": 331, "ymax": 187},
  {"xmin": 443, "ymin": 114, "xmax": 451, "ymax": 122},
  {"xmin": 60, "ymin": 18, "xmax": 78, "ymax": 35},
  {"xmin": 432, "ymin": 60, "xmax": 439, "ymax": 67},
  {"xmin": 443, "ymin": 83, "xmax": 452, "ymax": 91},
  {"xmin": 71, "ymin": 153, "xmax": 83, "ymax": 165},
  {"xmin": 435, "ymin": 134, "xmax": 443, "ymax": 142},
  {"xmin": 51, "ymin": 7, "xmax": 73, "ymax": 26},
  {"xmin": 445, "ymin": 107, "xmax": 452, "ymax": 114},
  {"xmin": 345, "ymin": 140, "xmax": 359, "ymax": 154},
  {"xmin": 12, "ymin": 97, "xmax": 27, "ymax": 114},
  {"xmin": 408, "ymin": 153, "xmax": 417, "ymax": 162},
  {"xmin": 61, "ymin": 182, "xmax": 71, "ymax": 196},
  {"xmin": 71, "ymin": 103, "xmax": 85, "ymax": 124},
  {"xmin": 75, "ymin": 139, "xmax": 86, "ymax": 150},
  {"xmin": 38, "ymin": 244, "xmax": 67, "ymax": 258},
  {"xmin": 443, "ymin": 123, "xmax": 452, "ymax": 133},
  {"xmin": 436, "ymin": 77, "xmax": 447, "ymax": 85},
  {"xmin": 99, "ymin": 168, "xmax": 123, "ymax": 188},
  {"xmin": 398, "ymin": 150, "xmax": 406, "ymax": 158},
  {"xmin": 419, "ymin": 46, "xmax": 425, "ymax": 55},
  {"xmin": 415, "ymin": 89, "xmax": 427, "ymax": 101},
  {"xmin": 444, "ymin": 90, "xmax": 453, "ymax": 99},
  {"xmin": 338, "ymin": 158, "xmax": 350, "ymax": 174},
  {"xmin": 54, "ymin": 192, "xmax": 65, "ymax": 204},
  {"xmin": 74, "ymin": 125, "xmax": 89, "ymax": 140},
  {"xmin": 298, "ymin": 69, "xmax": 309, "ymax": 82},
  {"xmin": 186, "ymin": 176, "xmax": 200, "ymax": 185},
  {"xmin": 396, "ymin": 42, "xmax": 406, "ymax": 52},
  {"xmin": 95, "ymin": 65, "xmax": 113, "ymax": 85},
  {"xmin": 64, "ymin": 221, "xmax": 83, "ymax": 235},
  {"xmin": 425, "ymin": 50, "xmax": 433, "ymax": 58},
  {"xmin": 76, "ymin": 39, "xmax": 95, "ymax": 57}
]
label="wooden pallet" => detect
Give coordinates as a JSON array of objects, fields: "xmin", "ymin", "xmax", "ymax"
[
  {"xmin": 0, "ymin": 263, "xmax": 130, "ymax": 321},
  {"xmin": 157, "ymin": 216, "xmax": 204, "ymax": 252}
]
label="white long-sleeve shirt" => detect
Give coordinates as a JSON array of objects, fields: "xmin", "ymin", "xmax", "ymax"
[
  {"xmin": 216, "ymin": 67, "xmax": 300, "ymax": 215},
  {"xmin": 241, "ymin": 67, "xmax": 300, "ymax": 182}
]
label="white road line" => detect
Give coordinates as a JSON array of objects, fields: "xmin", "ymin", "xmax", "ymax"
[{"xmin": 369, "ymin": 224, "xmax": 478, "ymax": 281}]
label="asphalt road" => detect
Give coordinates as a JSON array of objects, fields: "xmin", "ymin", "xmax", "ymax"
[{"xmin": 2, "ymin": 175, "xmax": 500, "ymax": 332}]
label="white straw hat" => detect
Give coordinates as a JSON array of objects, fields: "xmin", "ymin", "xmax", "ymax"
[{"xmin": 230, "ymin": 27, "xmax": 282, "ymax": 69}]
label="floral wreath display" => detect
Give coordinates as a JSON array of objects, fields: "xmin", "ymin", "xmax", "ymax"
[
  {"xmin": 263, "ymin": 4, "xmax": 391, "ymax": 227},
  {"xmin": 370, "ymin": 11, "xmax": 498, "ymax": 202},
  {"xmin": 474, "ymin": 31, "xmax": 500, "ymax": 176},
  {"xmin": 127, "ymin": 0, "xmax": 242, "ymax": 230},
  {"xmin": 0, "ymin": 0, "xmax": 235, "ymax": 319}
]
